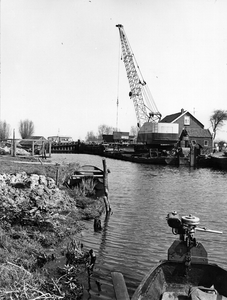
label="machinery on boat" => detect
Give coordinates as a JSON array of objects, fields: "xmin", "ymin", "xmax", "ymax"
[
  {"xmin": 116, "ymin": 24, "xmax": 179, "ymax": 148},
  {"xmin": 112, "ymin": 212, "xmax": 227, "ymax": 300}
]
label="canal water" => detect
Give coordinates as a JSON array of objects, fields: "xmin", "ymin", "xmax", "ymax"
[{"xmin": 51, "ymin": 153, "xmax": 227, "ymax": 299}]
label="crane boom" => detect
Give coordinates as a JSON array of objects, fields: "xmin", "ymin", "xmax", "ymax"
[{"xmin": 116, "ymin": 24, "xmax": 161, "ymax": 127}]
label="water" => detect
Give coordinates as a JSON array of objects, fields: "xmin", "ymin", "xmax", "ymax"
[{"xmin": 51, "ymin": 153, "xmax": 227, "ymax": 299}]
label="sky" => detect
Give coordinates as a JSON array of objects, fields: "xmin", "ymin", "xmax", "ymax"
[{"xmin": 1, "ymin": 0, "xmax": 227, "ymax": 141}]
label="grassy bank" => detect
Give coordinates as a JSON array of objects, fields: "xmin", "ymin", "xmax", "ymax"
[{"xmin": 0, "ymin": 155, "xmax": 105, "ymax": 299}]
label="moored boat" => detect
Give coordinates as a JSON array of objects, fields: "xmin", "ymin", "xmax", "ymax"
[
  {"xmin": 210, "ymin": 153, "xmax": 227, "ymax": 170},
  {"xmin": 64, "ymin": 164, "xmax": 107, "ymax": 197},
  {"xmin": 112, "ymin": 212, "xmax": 227, "ymax": 300},
  {"xmin": 104, "ymin": 152, "xmax": 167, "ymax": 165},
  {"xmin": 196, "ymin": 154, "xmax": 213, "ymax": 168}
]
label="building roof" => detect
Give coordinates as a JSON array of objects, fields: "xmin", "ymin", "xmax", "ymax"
[
  {"xmin": 161, "ymin": 112, "xmax": 183, "ymax": 123},
  {"xmin": 30, "ymin": 136, "xmax": 46, "ymax": 140},
  {"xmin": 186, "ymin": 128, "xmax": 212, "ymax": 138},
  {"xmin": 48, "ymin": 136, "xmax": 72, "ymax": 139},
  {"xmin": 161, "ymin": 110, "xmax": 204, "ymax": 128}
]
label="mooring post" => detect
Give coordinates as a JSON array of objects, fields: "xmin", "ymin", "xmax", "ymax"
[
  {"xmin": 31, "ymin": 141, "xmax": 35, "ymax": 156},
  {"xmin": 41, "ymin": 141, "xmax": 44, "ymax": 157},
  {"xmin": 12, "ymin": 129, "xmax": 16, "ymax": 157},
  {"xmin": 190, "ymin": 145, "xmax": 196, "ymax": 167},
  {"xmin": 102, "ymin": 159, "xmax": 110, "ymax": 214},
  {"xmin": 56, "ymin": 163, "xmax": 60, "ymax": 186},
  {"xmin": 48, "ymin": 141, "xmax": 52, "ymax": 158}
]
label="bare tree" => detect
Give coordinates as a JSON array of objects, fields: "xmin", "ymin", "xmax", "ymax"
[
  {"xmin": 19, "ymin": 119, "xmax": 34, "ymax": 139},
  {"xmin": 85, "ymin": 131, "xmax": 98, "ymax": 142},
  {"xmin": 0, "ymin": 121, "xmax": 10, "ymax": 140},
  {"xmin": 210, "ymin": 110, "xmax": 227, "ymax": 140},
  {"xmin": 97, "ymin": 124, "xmax": 114, "ymax": 139},
  {"xmin": 130, "ymin": 125, "xmax": 137, "ymax": 136}
]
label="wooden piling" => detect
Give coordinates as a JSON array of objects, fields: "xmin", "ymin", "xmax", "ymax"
[
  {"xmin": 48, "ymin": 141, "xmax": 52, "ymax": 158},
  {"xmin": 55, "ymin": 164, "xmax": 60, "ymax": 186},
  {"xmin": 41, "ymin": 141, "xmax": 44, "ymax": 157},
  {"xmin": 102, "ymin": 158, "xmax": 108, "ymax": 191},
  {"xmin": 31, "ymin": 141, "xmax": 35, "ymax": 156},
  {"xmin": 12, "ymin": 130, "xmax": 16, "ymax": 157},
  {"xmin": 102, "ymin": 159, "xmax": 110, "ymax": 214},
  {"xmin": 103, "ymin": 196, "xmax": 110, "ymax": 214},
  {"xmin": 190, "ymin": 145, "xmax": 196, "ymax": 167}
]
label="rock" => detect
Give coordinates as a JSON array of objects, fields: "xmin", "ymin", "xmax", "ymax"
[
  {"xmin": 47, "ymin": 177, "xmax": 56, "ymax": 189},
  {"xmin": 14, "ymin": 195, "xmax": 27, "ymax": 205},
  {"xmin": 0, "ymin": 146, "xmax": 10, "ymax": 155},
  {"xmin": 39, "ymin": 175, "xmax": 47, "ymax": 186},
  {"xmin": 0, "ymin": 172, "xmax": 78, "ymax": 227},
  {"xmin": 35, "ymin": 198, "xmax": 46, "ymax": 209},
  {"xmin": 36, "ymin": 187, "xmax": 45, "ymax": 196},
  {"xmin": 16, "ymin": 148, "xmax": 30, "ymax": 156},
  {"xmin": 29, "ymin": 174, "xmax": 40, "ymax": 188}
]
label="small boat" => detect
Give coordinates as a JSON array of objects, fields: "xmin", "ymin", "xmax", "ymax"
[
  {"xmin": 112, "ymin": 212, "xmax": 227, "ymax": 300},
  {"xmin": 65, "ymin": 164, "xmax": 106, "ymax": 196}
]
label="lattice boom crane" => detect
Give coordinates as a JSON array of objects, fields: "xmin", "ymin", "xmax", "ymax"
[{"xmin": 116, "ymin": 24, "xmax": 162, "ymax": 128}]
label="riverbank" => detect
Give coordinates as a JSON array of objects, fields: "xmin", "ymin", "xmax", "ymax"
[{"xmin": 0, "ymin": 155, "xmax": 106, "ymax": 299}]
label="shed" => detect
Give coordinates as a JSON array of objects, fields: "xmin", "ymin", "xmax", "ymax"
[{"xmin": 19, "ymin": 136, "xmax": 47, "ymax": 152}]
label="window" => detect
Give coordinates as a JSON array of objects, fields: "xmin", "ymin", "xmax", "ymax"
[
  {"xmin": 204, "ymin": 140, "xmax": 208, "ymax": 146},
  {"xmin": 184, "ymin": 116, "xmax": 190, "ymax": 125}
]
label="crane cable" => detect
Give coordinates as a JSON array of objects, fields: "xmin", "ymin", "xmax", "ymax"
[
  {"xmin": 133, "ymin": 52, "xmax": 159, "ymax": 115},
  {"xmin": 116, "ymin": 38, "xmax": 121, "ymax": 132}
]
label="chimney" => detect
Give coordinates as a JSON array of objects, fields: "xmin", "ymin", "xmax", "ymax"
[{"xmin": 181, "ymin": 108, "xmax": 185, "ymax": 114}]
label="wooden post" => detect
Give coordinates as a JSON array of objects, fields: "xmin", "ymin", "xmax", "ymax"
[
  {"xmin": 102, "ymin": 158, "xmax": 108, "ymax": 191},
  {"xmin": 31, "ymin": 141, "xmax": 35, "ymax": 156},
  {"xmin": 190, "ymin": 145, "xmax": 195, "ymax": 167},
  {"xmin": 102, "ymin": 159, "xmax": 110, "ymax": 214},
  {"xmin": 41, "ymin": 141, "xmax": 44, "ymax": 157},
  {"xmin": 103, "ymin": 196, "xmax": 110, "ymax": 214},
  {"xmin": 49, "ymin": 141, "xmax": 52, "ymax": 158},
  {"xmin": 56, "ymin": 163, "xmax": 60, "ymax": 186},
  {"xmin": 12, "ymin": 129, "xmax": 16, "ymax": 157}
]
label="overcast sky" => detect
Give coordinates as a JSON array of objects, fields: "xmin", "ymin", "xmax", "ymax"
[{"xmin": 1, "ymin": 0, "xmax": 227, "ymax": 141}]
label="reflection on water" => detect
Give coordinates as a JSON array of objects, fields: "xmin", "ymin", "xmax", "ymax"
[{"xmin": 51, "ymin": 154, "xmax": 227, "ymax": 299}]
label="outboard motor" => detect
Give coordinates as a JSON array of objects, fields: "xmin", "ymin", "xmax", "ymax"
[
  {"xmin": 167, "ymin": 212, "xmax": 200, "ymax": 245},
  {"xmin": 166, "ymin": 211, "xmax": 182, "ymax": 229},
  {"xmin": 166, "ymin": 211, "xmax": 222, "ymax": 265}
]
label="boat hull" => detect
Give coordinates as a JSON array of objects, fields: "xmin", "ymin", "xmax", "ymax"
[
  {"xmin": 131, "ymin": 260, "xmax": 227, "ymax": 300},
  {"xmin": 104, "ymin": 152, "xmax": 167, "ymax": 164},
  {"xmin": 211, "ymin": 155, "xmax": 227, "ymax": 170}
]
